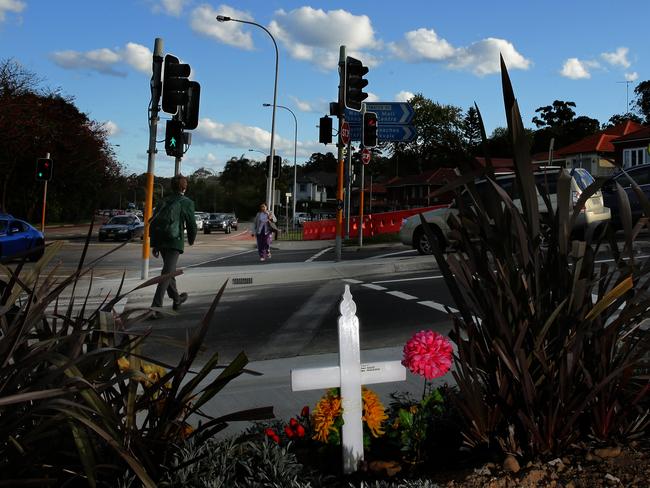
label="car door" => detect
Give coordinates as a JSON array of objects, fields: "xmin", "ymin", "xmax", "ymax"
[
  {"xmin": 4, "ymin": 220, "xmax": 28, "ymax": 257},
  {"xmin": 622, "ymin": 167, "xmax": 650, "ymax": 221}
]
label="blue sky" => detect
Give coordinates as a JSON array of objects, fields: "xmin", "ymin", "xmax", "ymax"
[{"xmin": 1, "ymin": 0, "xmax": 648, "ymax": 176}]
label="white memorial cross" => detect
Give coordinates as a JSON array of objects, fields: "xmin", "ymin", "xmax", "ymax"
[{"xmin": 291, "ymin": 285, "xmax": 406, "ymax": 474}]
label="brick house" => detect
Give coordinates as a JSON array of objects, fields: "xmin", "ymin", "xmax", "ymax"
[{"xmin": 385, "ymin": 168, "xmax": 457, "ymax": 208}]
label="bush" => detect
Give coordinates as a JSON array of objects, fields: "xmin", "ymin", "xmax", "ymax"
[{"xmin": 424, "ymin": 57, "xmax": 650, "ymax": 458}]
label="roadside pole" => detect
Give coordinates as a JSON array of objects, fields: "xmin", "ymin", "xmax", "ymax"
[
  {"xmin": 41, "ymin": 152, "xmax": 50, "ymax": 233},
  {"xmin": 142, "ymin": 37, "xmax": 164, "ymax": 280},
  {"xmin": 174, "ymin": 156, "xmax": 181, "ymax": 176},
  {"xmin": 335, "ymin": 45, "xmax": 346, "ymax": 262},
  {"xmin": 345, "ymin": 139, "xmax": 352, "ymax": 239},
  {"xmin": 359, "ymin": 152, "xmax": 365, "ymax": 247}
]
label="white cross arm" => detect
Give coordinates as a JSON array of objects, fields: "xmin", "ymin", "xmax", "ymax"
[{"xmin": 291, "ymin": 360, "xmax": 406, "ymax": 392}]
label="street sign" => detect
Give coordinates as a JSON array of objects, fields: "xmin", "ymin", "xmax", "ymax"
[
  {"xmin": 341, "ymin": 120, "xmax": 351, "ymax": 145},
  {"xmin": 345, "ymin": 102, "xmax": 414, "ymax": 125},
  {"xmin": 361, "ymin": 148, "xmax": 371, "ymax": 165},
  {"xmin": 349, "ymin": 124, "xmax": 416, "ymax": 142}
]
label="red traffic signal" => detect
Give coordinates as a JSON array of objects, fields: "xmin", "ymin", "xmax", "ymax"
[
  {"xmin": 362, "ymin": 112, "xmax": 378, "ymax": 148},
  {"xmin": 36, "ymin": 158, "xmax": 53, "ymax": 181}
]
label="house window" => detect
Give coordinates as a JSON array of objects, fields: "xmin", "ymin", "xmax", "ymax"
[
  {"xmin": 299, "ymin": 184, "xmax": 306, "ymax": 192},
  {"xmin": 623, "ymin": 148, "xmax": 647, "ymax": 168}
]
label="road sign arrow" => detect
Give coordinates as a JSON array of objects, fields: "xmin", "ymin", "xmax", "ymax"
[
  {"xmin": 345, "ymin": 102, "xmax": 414, "ymax": 125},
  {"xmin": 349, "ymin": 124, "xmax": 416, "ymax": 143}
]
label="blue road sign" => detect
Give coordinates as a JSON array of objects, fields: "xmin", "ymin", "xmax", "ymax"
[
  {"xmin": 349, "ymin": 124, "xmax": 416, "ymax": 142},
  {"xmin": 345, "ymin": 102, "xmax": 414, "ymax": 125}
]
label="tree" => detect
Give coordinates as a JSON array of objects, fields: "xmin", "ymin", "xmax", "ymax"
[
  {"xmin": 303, "ymin": 152, "xmax": 337, "ymax": 173},
  {"xmin": 462, "ymin": 106, "xmax": 482, "ymax": 156},
  {"xmin": 532, "ymin": 100, "xmax": 576, "ymax": 128},
  {"xmin": 633, "ymin": 80, "xmax": 650, "ymax": 124},
  {"xmin": 604, "ymin": 113, "xmax": 643, "ymax": 128},
  {"xmin": 530, "ymin": 100, "xmax": 599, "ymax": 153}
]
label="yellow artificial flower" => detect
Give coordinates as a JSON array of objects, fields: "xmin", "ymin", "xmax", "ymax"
[
  {"xmin": 362, "ymin": 387, "xmax": 387, "ymax": 438},
  {"xmin": 312, "ymin": 391, "xmax": 342, "ymax": 442},
  {"xmin": 117, "ymin": 356, "xmax": 130, "ymax": 372}
]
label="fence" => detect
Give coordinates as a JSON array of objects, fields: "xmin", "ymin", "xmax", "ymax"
[{"xmin": 302, "ymin": 206, "xmax": 446, "ymax": 240}]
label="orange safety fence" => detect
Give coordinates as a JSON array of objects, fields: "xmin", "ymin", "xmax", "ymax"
[{"xmin": 302, "ymin": 206, "xmax": 447, "ymax": 240}]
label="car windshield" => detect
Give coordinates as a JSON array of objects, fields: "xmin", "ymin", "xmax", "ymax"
[
  {"xmin": 109, "ymin": 217, "xmax": 134, "ymax": 225},
  {"xmin": 210, "ymin": 213, "xmax": 225, "ymax": 219},
  {"xmin": 571, "ymin": 168, "xmax": 595, "ymax": 191},
  {"xmin": 0, "ymin": 220, "xmax": 7, "ymax": 233}
]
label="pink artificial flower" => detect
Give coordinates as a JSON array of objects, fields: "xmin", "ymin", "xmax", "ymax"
[{"xmin": 402, "ymin": 330, "xmax": 453, "ymax": 380}]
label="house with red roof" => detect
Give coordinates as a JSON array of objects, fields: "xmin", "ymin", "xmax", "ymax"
[
  {"xmin": 611, "ymin": 126, "xmax": 650, "ymax": 168},
  {"xmin": 554, "ymin": 120, "xmax": 644, "ymax": 177},
  {"xmin": 384, "ymin": 168, "xmax": 457, "ymax": 209}
]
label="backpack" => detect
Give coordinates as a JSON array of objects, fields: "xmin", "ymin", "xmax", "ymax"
[{"xmin": 150, "ymin": 197, "xmax": 182, "ymax": 242}]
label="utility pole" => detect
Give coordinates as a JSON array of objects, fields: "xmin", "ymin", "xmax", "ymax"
[
  {"xmin": 617, "ymin": 80, "xmax": 633, "ymax": 113},
  {"xmin": 345, "ymin": 140, "xmax": 352, "ymax": 239},
  {"xmin": 335, "ymin": 45, "xmax": 346, "ymax": 262},
  {"xmin": 142, "ymin": 37, "xmax": 164, "ymax": 280}
]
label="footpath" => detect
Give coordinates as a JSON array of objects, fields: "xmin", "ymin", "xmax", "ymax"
[{"xmin": 86, "ymin": 239, "xmax": 444, "ymax": 437}]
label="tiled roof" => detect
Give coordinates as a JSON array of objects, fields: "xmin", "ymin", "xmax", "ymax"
[
  {"xmin": 611, "ymin": 126, "xmax": 650, "ymax": 143},
  {"xmin": 556, "ymin": 121, "xmax": 644, "ymax": 156}
]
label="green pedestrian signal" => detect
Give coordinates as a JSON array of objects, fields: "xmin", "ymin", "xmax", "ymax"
[{"xmin": 165, "ymin": 120, "xmax": 184, "ymax": 157}]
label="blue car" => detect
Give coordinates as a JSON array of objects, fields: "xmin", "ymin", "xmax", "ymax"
[{"xmin": 0, "ymin": 214, "xmax": 45, "ymax": 262}]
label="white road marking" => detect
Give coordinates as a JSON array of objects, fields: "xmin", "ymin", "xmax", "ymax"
[
  {"xmin": 594, "ymin": 254, "xmax": 650, "ymax": 264},
  {"xmin": 367, "ymin": 249, "xmax": 417, "ymax": 259},
  {"xmin": 373, "ymin": 275, "xmax": 444, "ymax": 284},
  {"xmin": 418, "ymin": 301, "xmax": 459, "ymax": 314},
  {"xmin": 363, "ymin": 284, "xmax": 387, "ymax": 291},
  {"xmin": 343, "ymin": 278, "xmax": 364, "ymax": 284},
  {"xmin": 387, "ymin": 291, "xmax": 418, "ymax": 300},
  {"xmin": 305, "ymin": 247, "xmax": 333, "ymax": 262},
  {"xmin": 182, "ymin": 249, "xmax": 257, "ymax": 269}
]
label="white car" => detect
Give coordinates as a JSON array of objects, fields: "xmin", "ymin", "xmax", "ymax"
[
  {"xmin": 195, "ymin": 212, "xmax": 205, "ymax": 230},
  {"xmin": 399, "ymin": 168, "xmax": 611, "ymax": 254}
]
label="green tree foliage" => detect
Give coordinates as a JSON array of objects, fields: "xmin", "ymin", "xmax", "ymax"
[
  {"xmin": 0, "ymin": 58, "xmax": 122, "ymax": 221},
  {"xmin": 462, "ymin": 106, "xmax": 482, "ymax": 157},
  {"xmin": 303, "ymin": 152, "xmax": 337, "ymax": 173},
  {"xmin": 604, "ymin": 112, "xmax": 644, "ymax": 128},
  {"xmin": 530, "ymin": 100, "xmax": 600, "ymax": 154},
  {"xmin": 633, "ymin": 80, "xmax": 650, "ymax": 124}
]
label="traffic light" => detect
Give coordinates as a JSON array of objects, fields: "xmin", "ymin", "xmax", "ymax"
[
  {"xmin": 35, "ymin": 158, "xmax": 53, "ymax": 181},
  {"xmin": 162, "ymin": 54, "xmax": 191, "ymax": 114},
  {"xmin": 181, "ymin": 81, "xmax": 201, "ymax": 130},
  {"xmin": 319, "ymin": 116, "xmax": 332, "ymax": 144},
  {"xmin": 266, "ymin": 155, "xmax": 282, "ymax": 178},
  {"xmin": 362, "ymin": 111, "xmax": 378, "ymax": 148},
  {"xmin": 343, "ymin": 56, "xmax": 369, "ymax": 111},
  {"xmin": 165, "ymin": 120, "xmax": 184, "ymax": 157}
]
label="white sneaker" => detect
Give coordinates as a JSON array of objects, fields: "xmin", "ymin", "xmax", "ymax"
[{"xmin": 260, "ymin": 257, "xmax": 265, "ymax": 261}]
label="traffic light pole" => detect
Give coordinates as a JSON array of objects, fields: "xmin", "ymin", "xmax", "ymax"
[
  {"xmin": 142, "ymin": 37, "xmax": 164, "ymax": 280},
  {"xmin": 335, "ymin": 45, "xmax": 346, "ymax": 262}
]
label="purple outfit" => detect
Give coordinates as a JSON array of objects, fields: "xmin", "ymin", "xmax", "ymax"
[{"xmin": 253, "ymin": 211, "xmax": 274, "ymax": 258}]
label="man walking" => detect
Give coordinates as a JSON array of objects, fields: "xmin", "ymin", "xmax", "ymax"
[{"xmin": 149, "ymin": 174, "xmax": 197, "ymax": 317}]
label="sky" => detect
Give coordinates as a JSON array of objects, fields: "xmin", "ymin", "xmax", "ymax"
[{"xmin": 1, "ymin": 0, "xmax": 648, "ymax": 176}]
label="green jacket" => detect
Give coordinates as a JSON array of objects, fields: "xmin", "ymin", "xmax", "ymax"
[{"xmin": 150, "ymin": 194, "xmax": 197, "ymax": 253}]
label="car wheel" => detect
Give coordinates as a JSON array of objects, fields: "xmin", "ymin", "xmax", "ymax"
[
  {"xmin": 204, "ymin": 228, "xmax": 210, "ymax": 234},
  {"xmin": 414, "ymin": 225, "xmax": 445, "ymax": 255},
  {"xmin": 99, "ymin": 235, "xmax": 106, "ymax": 242},
  {"xmin": 126, "ymin": 231, "xmax": 133, "ymax": 241},
  {"xmin": 29, "ymin": 239, "xmax": 45, "ymax": 262},
  {"xmin": 225, "ymin": 225, "xmax": 231, "ymax": 234}
]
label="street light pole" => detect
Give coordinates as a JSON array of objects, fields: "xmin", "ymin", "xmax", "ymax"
[
  {"xmin": 264, "ymin": 103, "xmax": 297, "ymax": 228},
  {"xmin": 217, "ymin": 15, "xmax": 278, "ymax": 210}
]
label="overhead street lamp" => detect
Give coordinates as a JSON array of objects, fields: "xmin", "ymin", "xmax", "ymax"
[
  {"xmin": 248, "ymin": 148, "xmax": 266, "ymax": 157},
  {"xmin": 263, "ymin": 103, "xmax": 297, "ymax": 228},
  {"xmin": 217, "ymin": 14, "xmax": 278, "ymax": 209}
]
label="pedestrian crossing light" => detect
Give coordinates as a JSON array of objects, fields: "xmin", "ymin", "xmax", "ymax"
[
  {"xmin": 35, "ymin": 157, "xmax": 53, "ymax": 181},
  {"xmin": 162, "ymin": 54, "xmax": 191, "ymax": 115},
  {"xmin": 343, "ymin": 56, "xmax": 369, "ymax": 111},
  {"xmin": 362, "ymin": 111, "xmax": 378, "ymax": 148},
  {"xmin": 165, "ymin": 119, "xmax": 184, "ymax": 157}
]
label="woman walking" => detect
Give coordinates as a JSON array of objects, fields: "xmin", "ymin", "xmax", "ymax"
[{"xmin": 251, "ymin": 203, "xmax": 276, "ymax": 261}]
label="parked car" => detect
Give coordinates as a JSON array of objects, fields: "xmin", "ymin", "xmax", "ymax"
[
  {"xmin": 224, "ymin": 213, "xmax": 238, "ymax": 231},
  {"xmin": 399, "ymin": 168, "xmax": 611, "ymax": 255},
  {"xmin": 293, "ymin": 212, "xmax": 310, "ymax": 226},
  {"xmin": 204, "ymin": 213, "xmax": 233, "ymax": 234},
  {"xmin": 194, "ymin": 212, "xmax": 205, "ymax": 230},
  {"xmin": 602, "ymin": 164, "xmax": 650, "ymax": 229},
  {"xmin": 0, "ymin": 214, "xmax": 45, "ymax": 261},
  {"xmin": 98, "ymin": 215, "xmax": 145, "ymax": 241}
]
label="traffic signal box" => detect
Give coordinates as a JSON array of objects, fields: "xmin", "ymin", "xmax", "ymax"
[
  {"xmin": 319, "ymin": 116, "xmax": 333, "ymax": 144},
  {"xmin": 165, "ymin": 120, "xmax": 184, "ymax": 157},
  {"xmin": 36, "ymin": 158, "xmax": 53, "ymax": 181},
  {"xmin": 162, "ymin": 54, "xmax": 191, "ymax": 115},
  {"xmin": 343, "ymin": 56, "xmax": 369, "ymax": 111},
  {"xmin": 362, "ymin": 112, "xmax": 378, "ymax": 148},
  {"xmin": 266, "ymin": 155, "xmax": 282, "ymax": 178}
]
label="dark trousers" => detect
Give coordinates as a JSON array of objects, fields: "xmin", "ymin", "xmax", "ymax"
[
  {"xmin": 255, "ymin": 231, "xmax": 272, "ymax": 257},
  {"xmin": 152, "ymin": 248, "xmax": 181, "ymax": 307}
]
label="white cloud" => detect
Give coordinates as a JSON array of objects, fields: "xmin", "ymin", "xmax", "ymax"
[
  {"xmin": 389, "ymin": 28, "xmax": 455, "ymax": 62},
  {"xmin": 366, "ymin": 92, "xmax": 379, "ymax": 103},
  {"xmin": 0, "ymin": 0, "xmax": 25, "ymax": 22},
  {"xmin": 122, "ymin": 43, "xmax": 152, "ymax": 73},
  {"xmin": 560, "ymin": 58, "xmax": 593, "ymax": 79},
  {"xmin": 190, "ymin": 4, "xmax": 254, "ymax": 50},
  {"xmin": 102, "ymin": 120, "xmax": 120, "ymax": 136},
  {"xmin": 159, "ymin": 0, "xmax": 189, "ymax": 16},
  {"xmin": 390, "ymin": 30, "xmax": 530, "ymax": 76},
  {"xmin": 395, "ymin": 90, "xmax": 415, "ymax": 102},
  {"xmin": 625, "ymin": 71, "xmax": 639, "ymax": 82},
  {"xmin": 51, "ymin": 42, "xmax": 153, "ymax": 76},
  {"xmin": 450, "ymin": 38, "xmax": 531, "ymax": 76},
  {"xmin": 51, "ymin": 48, "xmax": 125, "ymax": 76},
  {"xmin": 601, "ymin": 47, "xmax": 631, "ymax": 68},
  {"xmin": 194, "ymin": 117, "xmax": 321, "ymax": 158},
  {"xmin": 269, "ymin": 7, "xmax": 379, "ymax": 70}
]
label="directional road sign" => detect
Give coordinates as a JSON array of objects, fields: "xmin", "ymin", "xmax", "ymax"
[
  {"xmin": 345, "ymin": 102, "xmax": 414, "ymax": 125},
  {"xmin": 349, "ymin": 124, "xmax": 416, "ymax": 143}
]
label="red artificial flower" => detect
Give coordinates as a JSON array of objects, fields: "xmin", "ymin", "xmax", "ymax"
[
  {"xmin": 264, "ymin": 428, "xmax": 280, "ymax": 444},
  {"xmin": 402, "ymin": 330, "xmax": 453, "ymax": 380},
  {"xmin": 301, "ymin": 406, "xmax": 310, "ymax": 418},
  {"xmin": 295, "ymin": 424, "xmax": 306, "ymax": 438},
  {"xmin": 289, "ymin": 418, "xmax": 299, "ymax": 428},
  {"xmin": 284, "ymin": 425, "xmax": 295, "ymax": 438}
]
